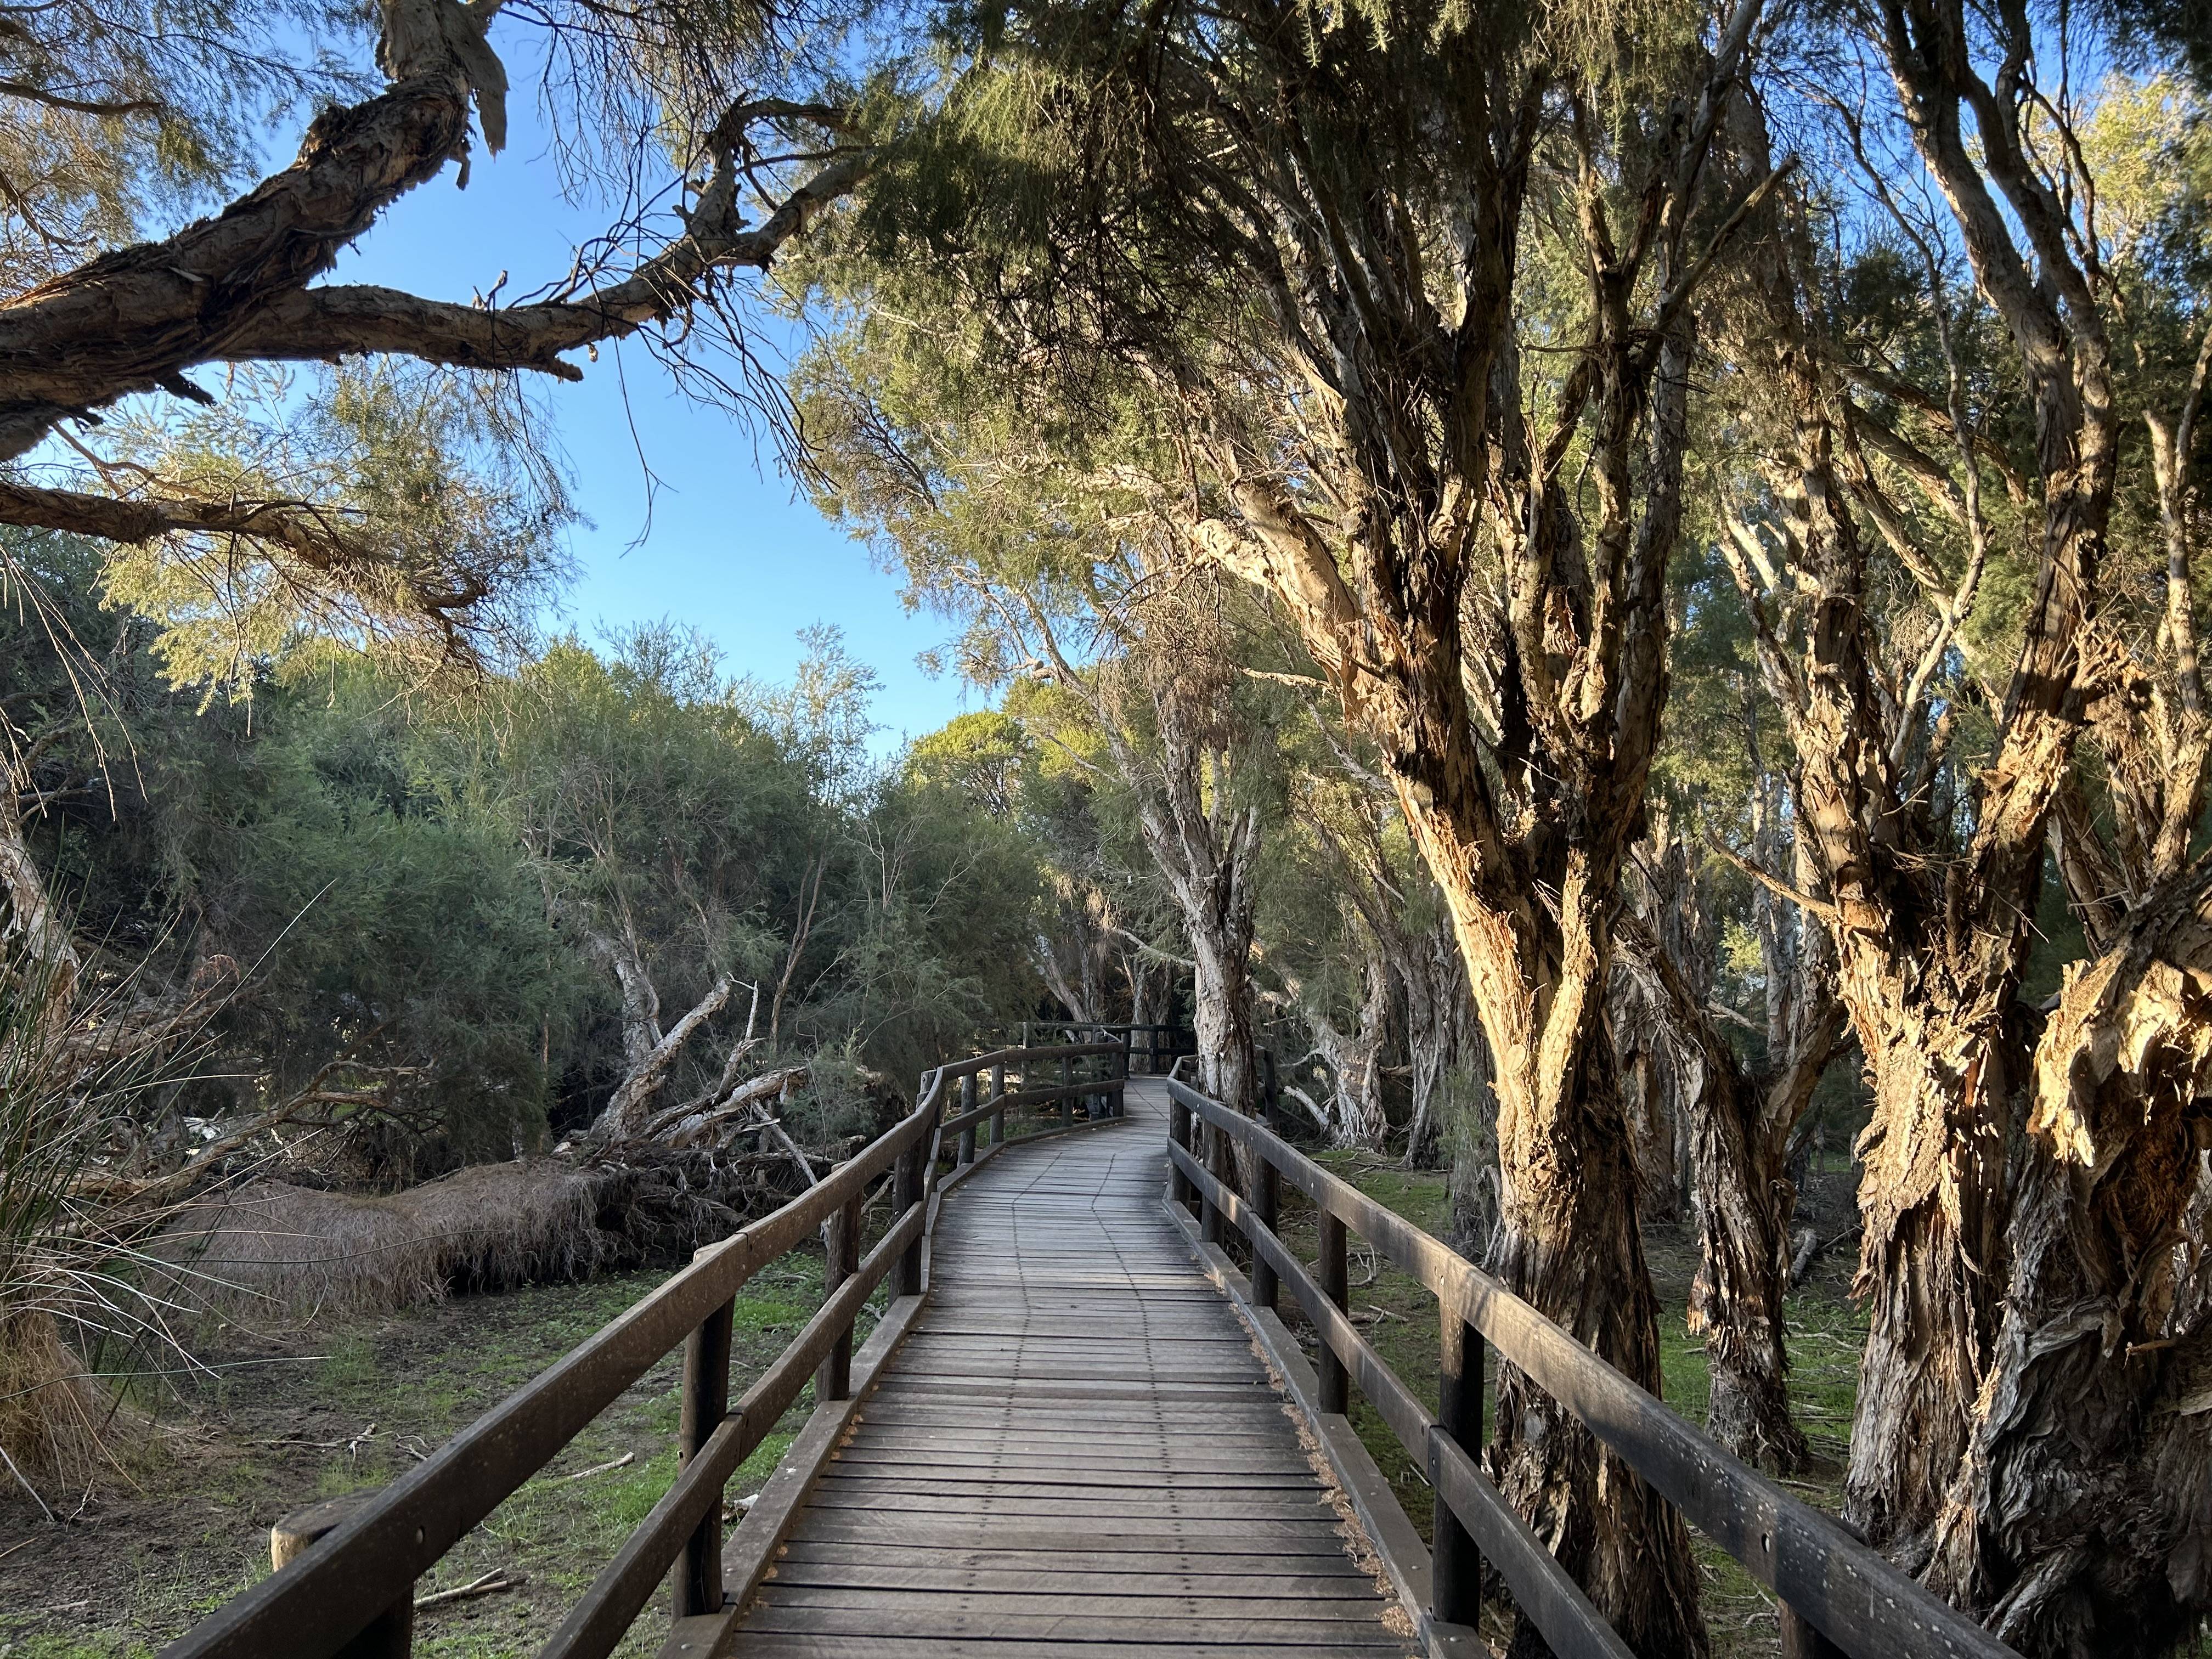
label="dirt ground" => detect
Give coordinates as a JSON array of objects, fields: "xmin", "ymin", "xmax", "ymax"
[{"xmin": 0, "ymin": 1261, "xmax": 844, "ymax": 1659}]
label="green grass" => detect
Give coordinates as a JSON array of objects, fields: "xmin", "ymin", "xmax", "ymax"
[{"xmin": 0, "ymin": 1255, "xmax": 843, "ymax": 1659}]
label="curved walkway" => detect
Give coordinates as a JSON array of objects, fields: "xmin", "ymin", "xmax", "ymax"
[{"xmin": 726, "ymin": 1081, "xmax": 1418, "ymax": 1657}]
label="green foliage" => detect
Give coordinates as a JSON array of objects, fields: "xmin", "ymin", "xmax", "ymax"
[
  {"xmin": 0, "ymin": 0, "xmax": 368, "ymax": 292},
  {"xmin": 3, "ymin": 538, "xmax": 1055, "ymax": 1172},
  {"xmin": 99, "ymin": 364, "xmax": 574, "ymax": 697}
]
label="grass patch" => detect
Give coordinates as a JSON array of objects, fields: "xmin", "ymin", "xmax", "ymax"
[{"xmin": 0, "ymin": 1254, "xmax": 838, "ymax": 1659}]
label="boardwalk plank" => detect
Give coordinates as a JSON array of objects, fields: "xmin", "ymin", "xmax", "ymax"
[{"xmin": 724, "ymin": 1082, "xmax": 1414, "ymax": 1655}]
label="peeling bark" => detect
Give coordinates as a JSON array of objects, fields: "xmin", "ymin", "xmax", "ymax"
[
  {"xmin": 1921, "ymin": 868, "xmax": 2212, "ymax": 1651},
  {"xmin": 590, "ymin": 972, "xmax": 736, "ymax": 1139},
  {"xmin": 0, "ymin": 791, "xmax": 80, "ymax": 1031}
]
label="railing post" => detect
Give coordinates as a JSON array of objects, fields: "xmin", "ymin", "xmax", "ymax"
[
  {"xmin": 991, "ymin": 1062, "xmax": 1006, "ymax": 1145},
  {"xmin": 1170, "ymin": 1093, "xmax": 1194, "ymax": 1209},
  {"xmin": 957, "ymin": 1072, "xmax": 978, "ymax": 1165},
  {"xmin": 1205, "ymin": 1110, "xmax": 1237, "ymax": 1244},
  {"xmin": 674, "ymin": 1288, "xmax": 735, "ymax": 1618},
  {"xmin": 1199, "ymin": 1118, "xmax": 1224, "ymax": 1245},
  {"xmin": 1059, "ymin": 1051, "xmax": 1074, "ymax": 1128},
  {"xmin": 818, "ymin": 1191, "xmax": 861, "ymax": 1403},
  {"xmin": 1252, "ymin": 1156, "xmax": 1279, "ymax": 1311},
  {"xmin": 1432, "ymin": 1312, "xmax": 1485, "ymax": 1626},
  {"xmin": 270, "ymin": 1494, "xmax": 413, "ymax": 1657},
  {"xmin": 1779, "ymin": 1604, "xmax": 1849, "ymax": 1657},
  {"xmin": 894, "ymin": 1125, "xmax": 927, "ymax": 1297},
  {"xmin": 1318, "ymin": 1210, "xmax": 1349, "ymax": 1415},
  {"xmin": 1115, "ymin": 1039, "xmax": 1129, "ymax": 1116}
]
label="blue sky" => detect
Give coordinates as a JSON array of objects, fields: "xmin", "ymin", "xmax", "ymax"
[{"xmin": 327, "ymin": 59, "xmax": 976, "ymax": 754}]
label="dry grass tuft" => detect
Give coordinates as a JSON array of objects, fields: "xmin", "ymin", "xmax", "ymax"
[
  {"xmin": 0, "ymin": 1309, "xmax": 104, "ymax": 1497},
  {"xmin": 160, "ymin": 1147, "xmax": 765, "ymax": 1331},
  {"xmin": 161, "ymin": 1160, "xmax": 611, "ymax": 1329}
]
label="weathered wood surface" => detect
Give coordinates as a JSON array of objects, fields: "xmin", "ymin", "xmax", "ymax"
[{"xmin": 727, "ymin": 1082, "xmax": 1415, "ymax": 1655}]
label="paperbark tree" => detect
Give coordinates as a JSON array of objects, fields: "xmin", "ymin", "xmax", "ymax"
[
  {"xmin": 1911, "ymin": 109, "xmax": 2212, "ymax": 1652},
  {"xmin": 1709, "ymin": 25, "xmax": 2212, "ymax": 1635},
  {"xmin": 1108, "ymin": 11, "xmax": 1766, "ymax": 1648},
  {"xmin": 0, "ymin": 0, "xmax": 868, "ymax": 670},
  {"xmin": 1620, "ymin": 789, "xmax": 1844, "ymax": 1467}
]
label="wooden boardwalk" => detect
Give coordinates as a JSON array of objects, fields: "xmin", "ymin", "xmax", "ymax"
[{"xmin": 729, "ymin": 1081, "xmax": 1418, "ymax": 1657}]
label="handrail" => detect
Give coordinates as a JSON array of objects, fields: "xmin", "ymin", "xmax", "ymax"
[
  {"xmin": 158, "ymin": 1039, "xmax": 1131, "ymax": 1659},
  {"xmin": 163, "ymin": 1081, "xmax": 946, "ymax": 1659},
  {"xmin": 1164, "ymin": 1080, "xmax": 2021, "ymax": 1659}
]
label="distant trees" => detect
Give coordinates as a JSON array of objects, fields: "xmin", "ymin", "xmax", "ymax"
[
  {"xmin": 0, "ymin": 543, "xmax": 1051, "ymax": 1175},
  {"xmin": 795, "ymin": 318, "xmax": 1289, "ymax": 1118}
]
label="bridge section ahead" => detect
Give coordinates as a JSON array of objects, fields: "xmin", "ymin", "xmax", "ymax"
[{"xmin": 722, "ymin": 1084, "xmax": 1417, "ymax": 1656}]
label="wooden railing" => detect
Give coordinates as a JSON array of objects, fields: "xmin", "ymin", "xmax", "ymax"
[
  {"xmin": 1163, "ymin": 1080, "xmax": 2021, "ymax": 1659},
  {"xmin": 158, "ymin": 1041, "xmax": 1127, "ymax": 1659},
  {"xmin": 1019, "ymin": 1018, "xmax": 1190, "ymax": 1074}
]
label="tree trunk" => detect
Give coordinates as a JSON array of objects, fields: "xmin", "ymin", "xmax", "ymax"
[
  {"xmin": 1402, "ymin": 920, "xmax": 1472, "ymax": 1170},
  {"xmin": 1917, "ymin": 874, "xmax": 2212, "ymax": 1653},
  {"xmin": 0, "ymin": 798, "xmax": 80, "ymax": 1034},
  {"xmin": 1683, "ymin": 1047, "xmax": 1805, "ymax": 1471},
  {"xmin": 1413, "ymin": 827, "xmax": 1705, "ymax": 1659},
  {"xmin": 1295, "ymin": 951, "xmax": 1392, "ymax": 1148},
  {"xmin": 1610, "ymin": 952, "xmax": 1684, "ymax": 1223},
  {"xmin": 1187, "ymin": 879, "xmax": 1259, "ymax": 1117}
]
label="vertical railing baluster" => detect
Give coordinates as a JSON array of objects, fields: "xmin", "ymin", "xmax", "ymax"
[
  {"xmin": 957, "ymin": 1072, "xmax": 978, "ymax": 1165},
  {"xmin": 990, "ymin": 1062, "xmax": 1006, "ymax": 1146},
  {"xmin": 1252, "ymin": 1156, "xmax": 1279, "ymax": 1311},
  {"xmin": 818, "ymin": 1192, "xmax": 861, "ymax": 1403},
  {"xmin": 893, "ymin": 1122, "xmax": 927, "ymax": 1297},
  {"xmin": 1205, "ymin": 1111, "xmax": 1236, "ymax": 1244},
  {"xmin": 270, "ymin": 1496, "xmax": 413, "ymax": 1657},
  {"xmin": 1200, "ymin": 1118, "xmax": 1224, "ymax": 1245},
  {"xmin": 1059, "ymin": 1051, "xmax": 1074, "ymax": 1128},
  {"xmin": 1170, "ymin": 1094, "xmax": 1194, "ymax": 1209},
  {"xmin": 674, "ymin": 1288, "xmax": 734, "ymax": 1618},
  {"xmin": 1318, "ymin": 1210, "xmax": 1349, "ymax": 1415},
  {"xmin": 1779, "ymin": 1606, "xmax": 1847, "ymax": 1658},
  {"xmin": 1432, "ymin": 1312, "xmax": 1485, "ymax": 1626}
]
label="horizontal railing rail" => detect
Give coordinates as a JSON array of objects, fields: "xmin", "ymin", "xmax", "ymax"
[
  {"xmin": 934, "ymin": 1040, "xmax": 1128, "ymax": 1166},
  {"xmin": 158, "ymin": 1036, "xmax": 1129, "ymax": 1659},
  {"xmin": 1018, "ymin": 1018, "xmax": 1191, "ymax": 1074},
  {"xmin": 1164, "ymin": 1080, "xmax": 2020, "ymax": 1659},
  {"xmin": 160, "ymin": 1086, "xmax": 945, "ymax": 1659}
]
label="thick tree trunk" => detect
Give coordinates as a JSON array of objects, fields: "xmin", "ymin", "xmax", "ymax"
[
  {"xmin": 1191, "ymin": 918, "xmax": 1259, "ymax": 1118},
  {"xmin": 1918, "ymin": 875, "xmax": 2212, "ymax": 1653},
  {"xmin": 1683, "ymin": 1050, "xmax": 1805, "ymax": 1471},
  {"xmin": 1610, "ymin": 953, "xmax": 1684, "ymax": 1223},
  {"xmin": 1841, "ymin": 1000, "xmax": 2023, "ymax": 1560},
  {"xmin": 1414, "ymin": 828, "xmax": 1706, "ymax": 1659},
  {"xmin": 1631, "ymin": 923, "xmax": 1833, "ymax": 1472}
]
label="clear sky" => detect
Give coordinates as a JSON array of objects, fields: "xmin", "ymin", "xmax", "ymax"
[{"xmin": 327, "ymin": 61, "xmax": 977, "ymax": 755}]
